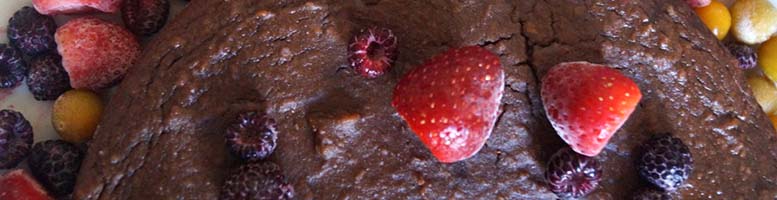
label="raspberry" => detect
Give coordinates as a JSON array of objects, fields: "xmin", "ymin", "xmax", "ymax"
[
  {"xmin": 0, "ymin": 44, "xmax": 28, "ymax": 88},
  {"xmin": 725, "ymin": 41, "xmax": 758, "ymax": 69},
  {"xmin": 225, "ymin": 112, "xmax": 278, "ymax": 162},
  {"xmin": 220, "ymin": 162, "xmax": 294, "ymax": 200},
  {"xmin": 0, "ymin": 110, "xmax": 34, "ymax": 169},
  {"xmin": 545, "ymin": 147, "xmax": 602, "ymax": 198},
  {"xmin": 637, "ymin": 134, "xmax": 693, "ymax": 191},
  {"xmin": 27, "ymin": 54, "xmax": 72, "ymax": 101},
  {"xmin": 632, "ymin": 188, "xmax": 672, "ymax": 200},
  {"xmin": 55, "ymin": 17, "xmax": 140, "ymax": 90},
  {"xmin": 7, "ymin": 7, "xmax": 57, "ymax": 56},
  {"xmin": 27, "ymin": 140, "xmax": 84, "ymax": 197},
  {"xmin": 121, "ymin": 0, "xmax": 170, "ymax": 36},
  {"xmin": 348, "ymin": 27, "xmax": 398, "ymax": 78}
]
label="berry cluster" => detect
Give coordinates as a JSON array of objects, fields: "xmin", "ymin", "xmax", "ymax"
[
  {"xmin": 221, "ymin": 112, "xmax": 293, "ymax": 200},
  {"xmin": 1, "ymin": 0, "xmax": 172, "ymax": 198}
]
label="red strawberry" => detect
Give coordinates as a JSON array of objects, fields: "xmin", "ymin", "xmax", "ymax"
[
  {"xmin": 0, "ymin": 169, "xmax": 54, "ymax": 200},
  {"xmin": 392, "ymin": 46, "xmax": 504, "ymax": 163},
  {"xmin": 541, "ymin": 62, "xmax": 642, "ymax": 157},
  {"xmin": 55, "ymin": 17, "xmax": 141, "ymax": 90},
  {"xmin": 33, "ymin": 0, "xmax": 121, "ymax": 15}
]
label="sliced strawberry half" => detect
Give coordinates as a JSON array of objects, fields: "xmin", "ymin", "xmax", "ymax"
[
  {"xmin": 541, "ymin": 62, "xmax": 642, "ymax": 157},
  {"xmin": 55, "ymin": 17, "xmax": 141, "ymax": 90},
  {"xmin": 0, "ymin": 169, "xmax": 54, "ymax": 200},
  {"xmin": 392, "ymin": 46, "xmax": 504, "ymax": 163},
  {"xmin": 33, "ymin": 0, "xmax": 121, "ymax": 15}
]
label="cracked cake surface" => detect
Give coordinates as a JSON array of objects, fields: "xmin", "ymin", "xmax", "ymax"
[{"xmin": 74, "ymin": 0, "xmax": 777, "ymax": 199}]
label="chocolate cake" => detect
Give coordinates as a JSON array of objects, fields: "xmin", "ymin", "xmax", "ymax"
[{"xmin": 73, "ymin": 0, "xmax": 777, "ymax": 199}]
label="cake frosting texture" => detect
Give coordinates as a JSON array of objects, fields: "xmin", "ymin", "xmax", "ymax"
[{"xmin": 74, "ymin": 0, "xmax": 777, "ymax": 199}]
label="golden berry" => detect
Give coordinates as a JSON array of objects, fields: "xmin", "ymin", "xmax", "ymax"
[
  {"xmin": 52, "ymin": 89, "xmax": 104, "ymax": 143},
  {"xmin": 748, "ymin": 74, "xmax": 777, "ymax": 114},
  {"xmin": 760, "ymin": 37, "xmax": 777, "ymax": 82},
  {"xmin": 695, "ymin": 0, "xmax": 732, "ymax": 40},
  {"xmin": 770, "ymin": 115, "xmax": 777, "ymax": 132},
  {"xmin": 731, "ymin": 0, "xmax": 777, "ymax": 44}
]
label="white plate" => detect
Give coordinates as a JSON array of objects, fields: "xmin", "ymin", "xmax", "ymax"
[{"xmin": 0, "ymin": 0, "xmax": 60, "ymax": 150}]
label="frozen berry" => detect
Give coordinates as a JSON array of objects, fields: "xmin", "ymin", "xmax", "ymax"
[
  {"xmin": 392, "ymin": 46, "xmax": 503, "ymax": 163},
  {"xmin": 541, "ymin": 62, "xmax": 642, "ymax": 156},
  {"xmin": 226, "ymin": 112, "xmax": 278, "ymax": 162},
  {"xmin": 27, "ymin": 53, "xmax": 72, "ymax": 101},
  {"xmin": 0, "ymin": 109, "xmax": 34, "ymax": 169},
  {"xmin": 220, "ymin": 162, "xmax": 294, "ymax": 200},
  {"xmin": 348, "ymin": 27, "xmax": 398, "ymax": 78},
  {"xmin": 52, "ymin": 90, "xmax": 104, "ymax": 143},
  {"xmin": 761, "ymin": 37, "xmax": 777, "ymax": 82},
  {"xmin": 32, "ymin": 0, "xmax": 122, "ymax": 15},
  {"xmin": 685, "ymin": 0, "xmax": 711, "ymax": 8},
  {"xmin": 731, "ymin": 0, "xmax": 777, "ymax": 44},
  {"xmin": 770, "ymin": 115, "xmax": 777, "ymax": 132},
  {"xmin": 0, "ymin": 169, "xmax": 54, "ymax": 200},
  {"xmin": 637, "ymin": 134, "xmax": 693, "ymax": 191},
  {"xmin": 545, "ymin": 147, "xmax": 602, "ymax": 198},
  {"xmin": 7, "ymin": 7, "xmax": 57, "ymax": 56},
  {"xmin": 122, "ymin": 0, "xmax": 170, "ymax": 36},
  {"xmin": 747, "ymin": 74, "xmax": 777, "ymax": 114},
  {"xmin": 28, "ymin": 140, "xmax": 84, "ymax": 197},
  {"xmin": 633, "ymin": 188, "xmax": 672, "ymax": 200},
  {"xmin": 695, "ymin": 0, "xmax": 732, "ymax": 40},
  {"xmin": 725, "ymin": 42, "xmax": 758, "ymax": 69},
  {"xmin": 0, "ymin": 44, "xmax": 28, "ymax": 88},
  {"xmin": 55, "ymin": 17, "xmax": 140, "ymax": 90}
]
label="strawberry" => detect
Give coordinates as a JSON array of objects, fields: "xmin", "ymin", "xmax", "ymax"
[
  {"xmin": 392, "ymin": 46, "xmax": 504, "ymax": 163},
  {"xmin": 0, "ymin": 169, "xmax": 54, "ymax": 200},
  {"xmin": 33, "ymin": 0, "xmax": 121, "ymax": 15},
  {"xmin": 541, "ymin": 62, "xmax": 642, "ymax": 157},
  {"xmin": 55, "ymin": 17, "xmax": 140, "ymax": 90}
]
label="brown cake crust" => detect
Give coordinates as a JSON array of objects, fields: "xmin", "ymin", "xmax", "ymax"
[{"xmin": 74, "ymin": 0, "xmax": 777, "ymax": 199}]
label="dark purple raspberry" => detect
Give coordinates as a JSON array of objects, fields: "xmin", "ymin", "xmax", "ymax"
[
  {"xmin": 226, "ymin": 112, "xmax": 278, "ymax": 162},
  {"xmin": 220, "ymin": 162, "xmax": 294, "ymax": 200},
  {"xmin": 0, "ymin": 109, "xmax": 33, "ymax": 169},
  {"xmin": 122, "ymin": 0, "xmax": 170, "ymax": 36},
  {"xmin": 637, "ymin": 134, "xmax": 693, "ymax": 191},
  {"xmin": 632, "ymin": 188, "xmax": 672, "ymax": 200},
  {"xmin": 7, "ymin": 6, "xmax": 57, "ymax": 56},
  {"xmin": 27, "ymin": 53, "xmax": 71, "ymax": 101},
  {"xmin": 27, "ymin": 140, "xmax": 84, "ymax": 197},
  {"xmin": 545, "ymin": 147, "xmax": 602, "ymax": 198},
  {"xmin": 0, "ymin": 44, "xmax": 28, "ymax": 88},
  {"xmin": 725, "ymin": 41, "xmax": 758, "ymax": 69},
  {"xmin": 348, "ymin": 27, "xmax": 398, "ymax": 78}
]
